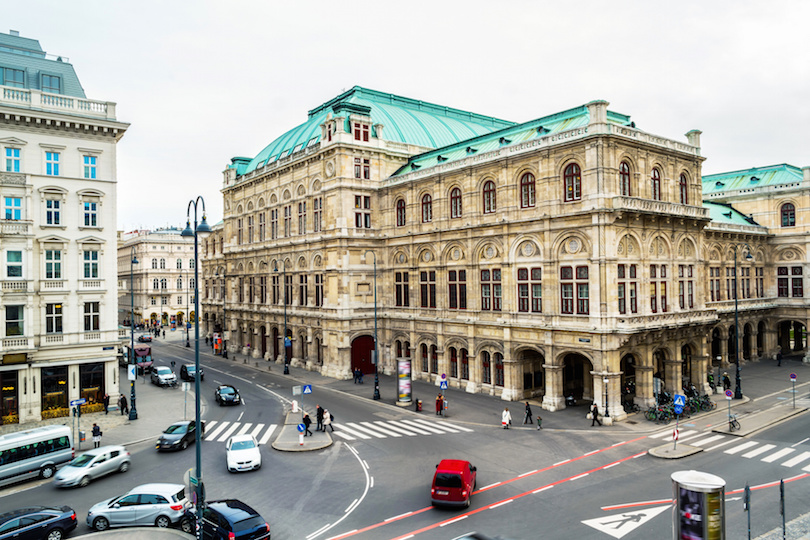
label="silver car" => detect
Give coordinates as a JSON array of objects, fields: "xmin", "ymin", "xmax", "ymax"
[
  {"xmin": 150, "ymin": 366, "xmax": 177, "ymax": 387},
  {"xmin": 86, "ymin": 483, "xmax": 189, "ymax": 531},
  {"xmin": 53, "ymin": 445, "xmax": 130, "ymax": 488}
]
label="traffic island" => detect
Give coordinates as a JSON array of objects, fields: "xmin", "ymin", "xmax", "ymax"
[
  {"xmin": 271, "ymin": 411, "xmax": 333, "ymax": 452},
  {"xmin": 648, "ymin": 444, "xmax": 703, "ymax": 459}
]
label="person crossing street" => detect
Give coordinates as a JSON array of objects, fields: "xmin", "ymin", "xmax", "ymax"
[{"xmin": 523, "ymin": 402, "xmax": 533, "ymax": 424}]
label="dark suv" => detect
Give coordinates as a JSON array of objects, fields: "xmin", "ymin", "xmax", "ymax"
[
  {"xmin": 183, "ymin": 500, "xmax": 270, "ymax": 539},
  {"xmin": 0, "ymin": 506, "xmax": 77, "ymax": 540}
]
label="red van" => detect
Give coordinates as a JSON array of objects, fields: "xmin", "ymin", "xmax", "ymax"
[{"xmin": 431, "ymin": 459, "xmax": 477, "ymax": 507}]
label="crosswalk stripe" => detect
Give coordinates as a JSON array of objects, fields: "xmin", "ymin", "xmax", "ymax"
[
  {"xmin": 373, "ymin": 421, "xmax": 418, "ymax": 436},
  {"xmin": 333, "ymin": 431, "xmax": 356, "ymax": 441},
  {"xmin": 401, "ymin": 420, "xmax": 446, "ymax": 434},
  {"xmin": 250, "ymin": 424, "xmax": 265, "ymax": 439},
  {"xmin": 258, "ymin": 424, "xmax": 276, "ymax": 445},
  {"xmin": 411, "ymin": 419, "xmax": 462, "ymax": 433},
  {"xmin": 803, "ymin": 463, "xmax": 810, "ymax": 472},
  {"xmin": 678, "ymin": 431, "xmax": 703, "ymax": 442},
  {"xmin": 441, "ymin": 421, "xmax": 474, "ymax": 433},
  {"xmin": 394, "ymin": 420, "xmax": 433, "ymax": 435},
  {"xmin": 781, "ymin": 451, "xmax": 810, "ymax": 468},
  {"xmin": 725, "ymin": 442, "xmax": 759, "ymax": 455},
  {"xmin": 649, "ymin": 430, "xmax": 671, "ymax": 439},
  {"xmin": 743, "ymin": 444, "xmax": 776, "ymax": 459},
  {"xmin": 204, "ymin": 420, "xmax": 218, "ymax": 433},
  {"xmin": 690, "ymin": 435, "xmax": 725, "ymax": 447},
  {"xmin": 204, "ymin": 421, "xmax": 229, "ymax": 441},
  {"xmin": 336, "ymin": 424, "xmax": 372, "ymax": 440},
  {"xmin": 217, "ymin": 422, "xmax": 242, "ymax": 442},
  {"xmin": 345, "ymin": 422, "xmax": 387, "ymax": 438},
  {"xmin": 762, "ymin": 448, "xmax": 794, "ymax": 463},
  {"xmin": 360, "ymin": 422, "xmax": 401, "ymax": 437},
  {"xmin": 236, "ymin": 423, "xmax": 252, "ymax": 436}
]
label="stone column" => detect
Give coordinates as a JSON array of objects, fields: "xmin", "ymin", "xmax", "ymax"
[
  {"xmin": 664, "ymin": 360, "xmax": 682, "ymax": 394},
  {"xmin": 750, "ymin": 326, "xmax": 760, "ymax": 362},
  {"xmin": 635, "ymin": 365, "xmax": 655, "ymax": 408},
  {"xmin": 602, "ymin": 372, "xmax": 627, "ymax": 423},
  {"xmin": 719, "ymin": 334, "xmax": 729, "ymax": 368},
  {"xmin": 501, "ymin": 354, "xmax": 520, "ymax": 402},
  {"xmin": 541, "ymin": 364, "xmax": 564, "ymax": 411}
]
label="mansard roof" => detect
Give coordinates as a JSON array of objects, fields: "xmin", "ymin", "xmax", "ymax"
[
  {"xmin": 702, "ymin": 163, "xmax": 804, "ymax": 195},
  {"xmin": 0, "ymin": 30, "xmax": 86, "ymax": 98}
]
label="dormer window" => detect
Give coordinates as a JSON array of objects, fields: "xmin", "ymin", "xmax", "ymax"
[
  {"xmin": 42, "ymin": 74, "xmax": 61, "ymax": 94},
  {"xmin": 354, "ymin": 123, "xmax": 370, "ymax": 142}
]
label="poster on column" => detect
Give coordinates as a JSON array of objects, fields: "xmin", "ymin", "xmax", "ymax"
[{"xmin": 398, "ymin": 360, "xmax": 412, "ymax": 403}]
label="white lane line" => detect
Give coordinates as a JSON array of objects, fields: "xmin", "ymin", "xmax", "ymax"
[
  {"xmin": 690, "ymin": 435, "xmax": 725, "ymax": 447},
  {"xmin": 374, "ymin": 421, "xmax": 418, "ymax": 436},
  {"xmin": 440, "ymin": 516, "xmax": 468, "ymax": 526},
  {"xmin": 204, "ymin": 421, "xmax": 229, "ymax": 441},
  {"xmin": 725, "ymin": 441, "xmax": 759, "ymax": 455},
  {"xmin": 705, "ymin": 439, "xmax": 739, "ymax": 452},
  {"xmin": 392, "ymin": 421, "xmax": 433, "ymax": 435},
  {"xmin": 533, "ymin": 486, "xmax": 554, "ymax": 494},
  {"xmin": 489, "ymin": 499, "xmax": 513, "ymax": 509},
  {"xmin": 344, "ymin": 422, "xmax": 386, "ymax": 439},
  {"xmin": 518, "ymin": 470, "xmax": 538, "ymax": 477},
  {"xmin": 217, "ymin": 422, "xmax": 242, "ymax": 442},
  {"xmin": 258, "ymin": 424, "xmax": 277, "ymax": 445},
  {"xmin": 792, "ymin": 438, "xmax": 809, "ymax": 447},
  {"xmin": 554, "ymin": 459, "xmax": 571, "ymax": 466},
  {"xmin": 584, "ymin": 449, "xmax": 599, "ymax": 457},
  {"xmin": 781, "ymin": 451, "xmax": 810, "ymax": 468},
  {"xmin": 603, "ymin": 462, "xmax": 620, "ymax": 470},
  {"xmin": 360, "ymin": 421, "xmax": 401, "ymax": 437},
  {"xmin": 204, "ymin": 420, "xmax": 217, "ymax": 433},
  {"xmin": 307, "ymin": 523, "xmax": 333, "ymax": 540},
  {"xmin": 439, "ymin": 421, "xmax": 474, "ymax": 432},
  {"xmin": 400, "ymin": 419, "xmax": 446, "ymax": 434},
  {"xmin": 677, "ymin": 431, "xmax": 702, "ymax": 442},
  {"xmin": 237, "ymin": 411, "xmax": 244, "ymax": 422},
  {"xmin": 482, "ymin": 482, "xmax": 501, "ymax": 490},
  {"xmin": 385, "ymin": 511, "xmax": 413, "ymax": 522},
  {"xmin": 344, "ymin": 499, "xmax": 359, "ymax": 513},
  {"xmin": 743, "ymin": 444, "xmax": 776, "ymax": 459},
  {"xmin": 250, "ymin": 424, "xmax": 265, "ymax": 439},
  {"xmin": 570, "ymin": 473, "xmax": 590, "ymax": 481},
  {"xmin": 762, "ymin": 448, "xmax": 795, "ymax": 463},
  {"xmin": 236, "ymin": 423, "xmax": 252, "ymax": 436},
  {"xmin": 332, "ymin": 431, "xmax": 356, "ymax": 441}
]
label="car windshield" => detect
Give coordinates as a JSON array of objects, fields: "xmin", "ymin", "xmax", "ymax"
[
  {"xmin": 220, "ymin": 387, "xmax": 235, "ymax": 395},
  {"xmin": 435, "ymin": 473, "xmax": 463, "ymax": 488},
  {"xmin": 157, "ymin": 367, "xmax": 172, "ymax": 375},
  {"xmin": 230, "ymin": 440, "xmax": 255, "ymax": 451},
  {"xmin": 164, "ymin": 424, "xmax": 187, "ymax": 434},
  {"xmin": 233, "ymin": 515, "xmax": 265, "ymax": 532},
  {"xmin": 185, "ymin": 366, "xmax": 196, "ymax": 373},
  {"xmin": 69, "ymin": 454, "xmax": 94, "ymax": 467}
]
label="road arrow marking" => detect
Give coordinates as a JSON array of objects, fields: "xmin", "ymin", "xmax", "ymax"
[{"xmin": 582, "ymin": 505, "xmax": 670, "ymax": 538}]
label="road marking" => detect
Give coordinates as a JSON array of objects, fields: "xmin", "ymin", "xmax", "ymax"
[
  {"xmin": 374, "ymin": 421, "xmax": 418, "ymax": 436},
  {"xmin": 204, "ymin": 420, "xmax": 218, "ymax": 432},
  {"xmin": 584, "ymin": 449, "xmax": 599, "ymax": 456},
  {"xmin": 781, "ymin": 451, "xmax": 810, "ymax": 468},
  {"xmin": 333, "ymin": 431, "xmax": 357, "ymax": 441},
  {"xmin": 604, "ymin": 462, "xmax": 620, "ymax": 470},
  {"xmin": 250, "ymin": 424, "xmax": 265, "ymax": 439},
  {"xmin": 258, "ymin": 424, "xmax": 277, "ymax": 445},
  {"xmin": 704, "ymin": 439, "xmax": 738, "ymax": 452},
  {"xmin": 489, "ymin": 499, "xmax": 513, "ymax": 509},
  {"xmin": 307, "ymin": 524, "xmax": 332, "ymax": 540},
  {"xmin": 236, "ymin": 423, "xmax": 252, "ymax": 436},
  {"xmin": 725, "ymin": 441, "xmax": 759, "ymax": 455},
  {"xmin": 339, "ymin": 423, "xmax": 375, "ymax": 439},
  {"xmin": 649, "ymin": 430, "xmax": 670, "ymax": 439},
  {"xmin": 439, "ymin": 516, "xmax": 468, "ymax": 526},
  {"xmin": 217, "ymin": 422, "xmax": 241, "ymax": 442},
  {"xmin": 554, "ymin": 459, "xmax": 571, "ymax": 466},
  {"xmin": 570, "ymin": 473, "xmax": 589, "ymax": 481},
  {"xmin": 743, "ymin": 444, "xmax": 776, "ymax": 459},
  {"xmin": 360, "ymin": 421, "xmax": 401, "ymax": 437},
  {"xmin": 803, "ymin": 464, "xmax": 810, "ymax": 472},
  {"xmin": 690, "ymin": 435, "xmax": 725, "ymax": 447},
  {"xmin": 582, "ymin": 505, "xmax": 671, "ymax": 539},
  {"xmin": 481, "ymin": 482, "xmax": 501, "ymax": 490},
  {"xmin": 345, "ymin": 499, "xmax": 358, "ymax": 513},
  {"xmin": 762, "ymin": 448, "xmax": 795, "ymax": 463},
  {"xmin": 400, "ymin": 420, "xmax": 445, "ymax": 434},
  {"xmin": 385, "ymin": 512, "xmax": 413, "ymax": 522},
  {"xmin": 204, "ymin": 421, "xmax": 229, "ymax": 441},
  {"xmin": 792, "ymin": 438, "xmax": 809, "ymax": 447},
  {"xmin": 533, "ymin": 485, "xmax": 554, "ymax": 494},
  {"xmin": 392, "ymin": 421, "xmax": 432, "ymax": 435},
  {"xmin": 518, "ymin": 470, "xmax": 537, "ymax": 477}
]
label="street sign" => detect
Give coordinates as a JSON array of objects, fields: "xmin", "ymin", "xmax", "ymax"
[
  {"xmin": 673, "ymin": 428, "xmax": 680, "ymax": 441},
  {"xmin": 790, "ymin": 373, "xmax": 797, "ymax": 380},
  {"xmin": 673, "ymin": 404, "xmax": 683, "ymax": 415},
  {"xmin": 70, "ymin": 398, "xmax": 87, "ymax": 407},
  {"xmin": 673, "ymin": 394, "xmax": 686, "ymax": 407},
  {"xmin": 190, "ymin": 476, "xmax": 199, "ymax": 486},
  {"xmin": 128, "ymin": 365, "xmax": 136, "ymax": 381},
  {"xmin": 725, "ymin": 389, "xmax": 733, "ymax": 400},
  {"xmin": 439, "ymin": 381, "xmax": 448, "ymax": 390},
  {"xmin": 297, "ymin": 423, "xmax": 305, "ymax": 432},
  {"xmin": 303, "ymin": 385, "xmax": 312, "ymax": 395},
  {"xmin": 441, "ymin": 373, "xmax": 446, "ymax": 379},
  {"xmin": 292, "ymin": 385, "xmax": 302, "ymax": 396}
]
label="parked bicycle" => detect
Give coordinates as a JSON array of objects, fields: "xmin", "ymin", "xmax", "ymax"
[{"xmin": 729, "ymin": 414, "xmax": 741, "ymax": 432}]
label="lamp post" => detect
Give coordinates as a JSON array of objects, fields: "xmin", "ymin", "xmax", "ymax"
[
  {"xmin": 185, "ymin": 270, "xmax": 190, "ymax": 348},
  {"xmin": 365, "ymin": 251, "xmax": 380, "ymax": 400},
  {"xmin": 180, "ymin": 196, "xmax": 211, "ymax": 540},
  {"xmin": 732, "ymin": 243, "xmax": 753, "ymax": 400},
  {"xmin": 215, "ymin": 270, "xmax": 228, "ymax": 359},
  {"xmin": 603, "ymin": 375, "xmax": 609, "ymax": 418},
  {"xmin": 274, "ymin": 262, "xmax": 289, "ymax": 374},
  {"xmin": 129, "ymin": 246, "xmax": 139, "ymax": 421}
]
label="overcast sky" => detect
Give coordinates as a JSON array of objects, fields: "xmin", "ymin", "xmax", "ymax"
[{"xmin": 6, "ymin": 0, "xmax": 809, "ymax": 230}]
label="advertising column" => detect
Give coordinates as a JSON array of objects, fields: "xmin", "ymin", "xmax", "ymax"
[
  {"xmin": 672, "ymin": 470, "xmax": 725, "ymax": 540},
  {"xmin": 397, "ymin": 359, "xmax": 412, "ymax": 406}
]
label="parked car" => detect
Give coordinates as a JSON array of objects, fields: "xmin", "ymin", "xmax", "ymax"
[
  {"xmin": 180, "ymin": 364, "xmax": 204, "ymax": 381},
  {"xmin": 181, "ymin": 499, "xmax": 270, "ymax": 539},
  {"xmin": 215, "ymin": 385, "xmax": 241, "ymax": 406},
  {"xmin": 137, "ymin": 334, "xmax": 152, "ymax": 343},
  {"xmin": 53, "ymin": 445, "xmax": 130, "ymax": 488},
  {"xmin": 431, "ymin": 459, "xmax": 477, "ymax": 508},
  {"xmin": 156, "ymin": 421, "xmax": 204, "ymax": 452},
  {"xmin": 86, "ymin": 483, "xmax": 189, "ymax": 531},
  {"xmin": 226, "ymin": 434, "xmax": 261, "ymax": 472},
  {"xmin": 0, "ymin": 505, "xmax": 77, "ymax": 540},
  {"xmin": 151, "ymin": 366, "xmax": 177, "ymax": 387}
]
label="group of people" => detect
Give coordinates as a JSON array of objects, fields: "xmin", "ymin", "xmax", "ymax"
[
  {"xmin": 352, "ymin": 368, "xmax": 364, "ymax": 384},
  {"xmin": 302, "ymin": 404, "xmax": 334, "ymax": 436}
]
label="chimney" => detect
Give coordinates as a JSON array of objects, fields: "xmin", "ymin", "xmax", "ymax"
[
  {"xmin": 9, "ymin": 30, "xmax": 19, "ymax": 36},
  {"xmin": 586, "ymin": 100, "xmax": 609, "ymax": 125},
  {"xmin": 803, "ymin": 166, "xmax": 810, "ymax": 184},
  {"xmin": 686, "ymin": 130, "xmax": 702, "ymax": 148}
]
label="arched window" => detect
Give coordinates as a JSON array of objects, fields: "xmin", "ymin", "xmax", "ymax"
[
  {"xmin": 176, "ymin": 259, "xmax": 182, "ymax": 269},
  {"xmin": 160, "ymin": 258, "xmax": 166, "ymax": 269},
  {"xmin": 396, "ymin": 340, "xmax": 402, "ymax": 357},
  {"xmin": 651, "ymin": 168, "xmax": 661, "ymax": 201},
  {"xmin": 151, "ymin": 259, "xmax": 157, "ymax": 269},
  {"xmin": 679, "ymin": 173, "xmax": 688, "ymax": 205},
  {"xmin": 449, "ymin": 347, "xmax": 458, "ymax": 378},
  {"xmin": 153, "ymin": 278, "xmax": 159, "ymax": 290},
  {"xmin": 619, "ymin": 161, "xmax": 631, "ymax": 196},
  {"xmin": 421, "ymin": 194, "xmax": 433, "ymax": 223},
  {"xmin": 421, "ymin": 344, "xmax": 428, "ymax": 372},
  {"xmin": 396, "ymin": 199, "xmax": 406, "ymax": 227},
  {"xmin": 450, "ymin": 187, "xmax": 462, "ymax": 218},
  {"xmin": 482, "ymin": 180, "xmax": 496, "ymax": 214},
  {"xmin": 460, "ymin": 348, "xmax": 469, "ymax": 380},
  {"xmin": 564, "ymin": 163, "xmax": 581, "ymax": 202},
  {"xmin": 781, "ymin": 203, "xmax": 796, "ymax": 227},
  {"xmin": 495, "ymin": 353, "xmax": 504, "ymax": 387},
  {"xmin": 160, "ymin": 278, "xmax": 167, "ymax": 290},
  {"xmin": 520, "ymin": 173, "xmax": 535, "ymax": 208},
  {"xmin": 482, "ymin": 351, "xmax": 491, "ymax": 384},
  {"xmin": 176, "ymin": 277, "xmax": 183, "ymax": 289},
  {"xmin": 430, "ymin": 345, "xmax": 438, "ymax": 374}
]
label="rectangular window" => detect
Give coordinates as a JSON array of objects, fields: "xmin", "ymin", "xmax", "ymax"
[
  {"xmin": 260, "ymin": 276, "xmax": 267, "ymax": 304},
  {"xmin": 83, "ymin": 155, "xmax": 97, "ymax": 179},
  {"xmin": 3, "ymin": 67, "xmax": 24, "ymax": 88},
  {"xmin": 83, "ymin": 302, "xmax": 100, "ymax": 331},
  {"xmin": 480, "ymin": 268, "xmax": 502, "ymax": 311},
  {"xmin": 313, "ymin": 198, "xmax": 322, "ymax": 233},
  {"xmin": 237, "ymin": 219, "xmax": 243, "ymax": 245},
  {"xmin": 617, "ymin": 264, "xmax": 637, "ymax": 314},
  {"xmin": 46, "ymin": 199, "xmax": 61, "ymax": 225},
  {"xmin": 46, "ymin": 303, "xmax": 63, "ymax": 333},
  {"xmin": 272, "ymin": 275, "xmax": 279, "ymax": 304},
  {"xmin": 420, "ymin": 271, "xmax": 436, "ymax": 308},
  {"xmin": 258, "ymin": 212, "xmax": 265, "ymax": 241},
  {"xmin": 315, "ymin": 274, "xmax": 323, "ymax": 307},
  {"xmin": 5, "ymin": 305, "xmax": 23, "ymax": 336},
  {"xmin": 576, "ymin": 266, "xmax": 589, "ymax": 314},
  {"xmin": 46, "ymin": 151, "xmax": 60, "ymax": 176},
  {"xmin": 792, "ymin": 266, "xmax": 803, "ymax": 298},
  {"xmin": 448, "ymin": 270, "xmax": 467, "ymax": 310},
  {"xmin": 6, "ymin": 250, "xmax": 22, "ymax": 277},
  {"xmin": 710, "ymin": 267, "xmax": 721, "ymax": 301},
  {"xmin": 284, "ymin": 206, "xmax": 291, "ymax": 237},
  {"xmin": 83, "ymin": 250, "xmax": 99, "ymax": 278},
  {"xmin": 741, "ymin": 267, "xmax": 751, "ymax": 299},
  {"xmin": 650, "ymin": 264, "xmax": 667, "ymax": 313},
  {"xmin": 755, "ymin": 267, "xmax": 764, "ymax": 298},
  {"xmin": 4, "ymin": 197, "xmax": 21, "ymax": 220},
  {"xmin": 560, "ymin": 266, "xmax": 574, "ymax": 314},
  {"xmin": 5, "ymin": 147, "xmax": 20, "ymax": 172},
  {"xmin": 42, "ymin": 74, "xmax": 61, "ymax": 93},
  {"xmin": 299, "ymin": 275, "xmax": 308, "ymax": 306},
  {"xmin": 363, "ymin": 159, "xmax": 370, "ymax": 179},
  {"xmin": 517, "ymin": 267, "xmax": 542, "ymax": 313},
  {"xmin": 248, "ymin": 277, "xmax": 255, "ymax": 303},
  {"xmin": 238, "ymin": 277, "xmax": 244, "ymax": 303},
  {"xmin": 271, "ymin": 209, "xmax": 278, "ymax": 239},
  {"xmin": 396, "ymin": 272, "xmax": 409, "ymax": 307},
  {"xmin": 354, "ymin": 195, "xmax": 371, "ymax": 228},
  {"xmin": 247, "ymin": 216, "xmax": 254, "ymax": 243},
  {"xmin": 298, "ymin": 202, "xmax": 306, "ymax": 235},
  {"xmin": 678, "ymin": 264, "xmax": 694, "ymax": 309},
  {"xmin": 84, "ymin": 201, "xmax": 98, "ymax": 227},
  {"xmin": 45, "ymin": 249, "xmax": 61, "ymax": 279}
]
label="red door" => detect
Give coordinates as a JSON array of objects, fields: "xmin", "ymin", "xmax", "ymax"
[{"xmin": 351, "ymin": 335, "xmax": 375, "ymax": 374}]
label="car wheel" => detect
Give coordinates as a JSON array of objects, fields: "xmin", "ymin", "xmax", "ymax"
[
  {"xmin": 119, "ymin": 461, "xmax": 130, "ymax": 473},
  {"xmin": 93, "ymin": 517, "xmax": 109, "ymax": 531},
  {"xmin": 181, "ymin": 517, "xmax": 193, "ymax": 534},
  {"xmin": 155, "ymin": 515, "xmax": 171, "ymax": 528},
  {"xmin": 40, "ymin": 465, "xmax": 56, "ymax": 479},
  {"xmin": 46, "ymin": 528, "xmax": 64, "ymax": 540},
  {"xmin": 79, "ymin": 475, "xmax": 90, "ymax": 488},
  {"xmin": 465, "ymin": 496, "xmax": 471, "ymax": 508},
  {"xmin": 181, "ymin": 440, "xmax": 188, "ymax": 450}
]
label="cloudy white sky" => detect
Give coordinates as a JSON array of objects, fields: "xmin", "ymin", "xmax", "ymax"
[{"xmin": 6, "ymin": 0, "xmax": 809, "ymax": 229}]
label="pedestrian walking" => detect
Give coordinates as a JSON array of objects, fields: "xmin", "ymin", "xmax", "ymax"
[
  {"xmin": 91, "ymin": 423, "xmax": 102, "ymax": 448},
  {"xmin": 523, "ymin": 402, "xmax": 533, "ymax": 424},
  {"xmin": 777, "ymin": 349, "xmax": 783, "ymax": 366},
  {"xmin": 303, "ymin": 414, "xmax": 313, "ymax": 436},
  {"xmin": 536, "ymin": 414, "xmax": 543, "ymax": 430},
  {"xmin": 103, "ymin": 393, "xmax": 110, "ymax": 415},
  {"xmin": 590, "ymin": 403, "xmax": 602, "ymax": 426},
  {"xmin": 323, "ymin": 409, "xmax": 334, "ymax": 432},
  {"xmin": 436, "ymin": 394, "xmax": 444, "ymax": 416},
  {"xmin": 118, "ymin": 394, "xmax": 128, "ymax": 416},
  {"xmin": 162, "ymin": 329, "xmax": 166, "ymax": 338},
  {"xmin": 316, "ymin": 404, "xmax": 324, "ymax": 432},
  {"xmin": 502, "ymin": 407, "xmax": 512, "ymax": 429},
  {"xmin": 722, "ymin": 372, "xmax": 731, "ymax": 391},
  {"xmin": 352, "ymin": 368, "xmax": 359, "ymax": 384}
]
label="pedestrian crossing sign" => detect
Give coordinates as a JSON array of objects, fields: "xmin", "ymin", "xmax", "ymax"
[
  {"xmin": 673, "ymin": 394, "xmax": 686, "ymax": 407},
  {"xmin": 303, "ymin": 385, "xmax": 312, "ymax": 394},
  {"xmin": 440, "ymin": 381, "xmax": 448, "ymax": 390}
]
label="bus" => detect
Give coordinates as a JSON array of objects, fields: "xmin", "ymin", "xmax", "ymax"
[{"xmin": 0, "ymin": 425, "xmax": 73, "ymax": 487}]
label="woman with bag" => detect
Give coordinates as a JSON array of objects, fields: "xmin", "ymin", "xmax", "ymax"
[
  {"xmin": 323, "ymin": 409, "xmax": 334, "ymax": 432},
  {"xmin": 501, "ymin": 407, "xmax": 511, "ymax": 429}
]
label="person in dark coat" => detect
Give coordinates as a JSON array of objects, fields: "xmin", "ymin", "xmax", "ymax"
[
  {"xmin": 722, "ymin": 372, "xmax": 731, "ymax": 391},
  {"xmin": 591, "ymin": 403, "xmax": 602, "ymax": 426},
  {"xmin": 303, "ymin": 414, "xmax": 313, "ymax": 436},
  {"xmin": 103, "ymin": 393, "xmax": 110, "ymax": 415},
  {"xmin": 523, "ymin": 402, "xmax": 533, "ymax": 424},
  {"xmin": 92, "ymin": 423, "xmax": 102, "ymax": 448},
  {"xmin": 436, "ymin": 394, "xmax": 444, "ymax": 416},
  {"xmin": 316, "ymin": 405, "xmax": 324, "ymax": 432},
  {"xmin": 118, "ymin": 394, "xmax": 128, "ymax": 415}
]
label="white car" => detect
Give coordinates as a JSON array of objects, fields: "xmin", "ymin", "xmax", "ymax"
[
  {"xmin": 151, "ymin": 366, "xmax": 177, "ymax": 387},
  {"xmin": 226, "ymin": 434, "xmax": 261, "ymax": 472}
]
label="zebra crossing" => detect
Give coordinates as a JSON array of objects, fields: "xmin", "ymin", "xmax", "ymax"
[
  {"xmin": 649, "ymin": 429, "xmax": 810, "ymax": 471},
  {"xmin": 203, "ymin": 421, "xmax": 278, "ymax": 444}
]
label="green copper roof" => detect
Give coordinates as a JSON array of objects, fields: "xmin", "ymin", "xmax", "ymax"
[
  {"xmin": 240, "ymin": 87, "xmax": 516, "ymax": 176},
  {"xmin": 702, "ymin": 164, "xmax": 803, "ymax": 195},
  {"xmin": 0, "ymin": 31, "xmax": 86, "ymax": 98},
  {"xmin": 392, "ymin": 104, "xmax": 632, "ymax": 176},
  {"xmin": 703, "ymin": 201, "xmax": 761, "ymax": 227}
]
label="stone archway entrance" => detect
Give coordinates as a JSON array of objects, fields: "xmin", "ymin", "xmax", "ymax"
[
  {"xmin": 778, "ymin": 320, "xmax": 807, "ymax": 354},
  {"xmin": 351, "ymin": 335, "xmax": 375, "ymax": 375},
  {"xmin": 519, "ymin": 349, "xmax": 544, "ymax": 399},
  {"xmin": 562, "ymin": 353, "xmax": 593, "ymax": 402}
]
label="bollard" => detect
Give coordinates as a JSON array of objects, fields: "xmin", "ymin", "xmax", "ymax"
[{"xmin": 415, "ymin": 399, "xmax": 422, "ymax": 412}]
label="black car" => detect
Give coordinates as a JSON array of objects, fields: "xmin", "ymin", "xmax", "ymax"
[
  {"xmin": 0, "ymin": 506, "xmax": 77, "ymax": 540},
  {"xmin": 215, "ymin": 385, "xmax": 241, "ymax": 406},
  {"xmin": 137, "ymin": 334, "xmax": 152, "ymax": 343},
  {"xmin": 180, "ymin": 364, "xmax": 204, "ymax": 381},
  {"xmin": 181, "ymin": 500, "xmax": 270, "ymax": 539},
  {"xmin": 156, "ymin": 420, "xmax": 205, "ymax": 452}
]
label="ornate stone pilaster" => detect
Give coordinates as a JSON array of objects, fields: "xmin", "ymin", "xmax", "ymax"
[{"xmin": 541, "ymin": 364, "xmax": 564, "ymax": 411}]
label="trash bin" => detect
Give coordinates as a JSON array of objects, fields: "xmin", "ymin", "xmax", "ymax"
[
  {"xmin": 416, "ymin": 399, "xmax": 422, "ymax": 412},
  {"xmin": 79, "ymin": 431, "xmax": 86, "ymax": 442}
]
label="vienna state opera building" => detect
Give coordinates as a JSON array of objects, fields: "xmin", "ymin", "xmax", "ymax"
[{"xmin": 199, "ymin": 86, "xmax": 808, "ymax": 421}]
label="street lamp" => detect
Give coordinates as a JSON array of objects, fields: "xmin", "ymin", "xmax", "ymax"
[
  {"xmin": 731, "ymin": 243, "xmax": 754, "ymax": 399},
  {"xmin": 274, "ymin": 262, "xmax": 289, "ymax": 374},
  {"xmin": 180, "ymin": 196, "xmax": 211, "ymax": 540},
  {"xmin": 365, "ymin": 250, "xmax": 380, "ymax": 400},
  {"xmin": 603, "ymin": 375, "xmax": 609, "ymax": 418},
  {"xmin": 129, "ymin": 246, "xmax": 139, "ymax": 421},
  {"xmin": 185, "ymin": 270, "xmax": 190, "ymax": 348},
  {"xmin": 215, "ymin": 270, "xmax": 227, "ymax": 359}
]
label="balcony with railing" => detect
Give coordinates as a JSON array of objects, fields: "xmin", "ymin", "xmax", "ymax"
[
  {"xmin": 0, "ymin": 220, "xmax": 33, "ymax": 236},
  {"xmin": 1, "ymin": 85, "xmax": 117, "ymax": 120},
  {"xmin": 613, "ymin": 196, "xmax": 710, "ymax": 220},
  {"xmin": 2, "ymin": 280, "xmax": 31, "ymax": 293}
]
